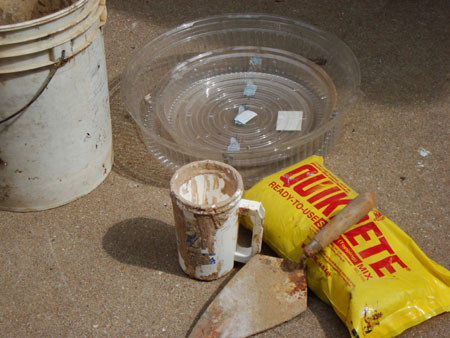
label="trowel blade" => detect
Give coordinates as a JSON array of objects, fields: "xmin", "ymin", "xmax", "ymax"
[{"xmin": 189, "ymin": 255, "xmax": 307, "ymax": 338}]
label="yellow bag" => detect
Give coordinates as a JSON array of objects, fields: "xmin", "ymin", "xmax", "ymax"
[{"xmin": 243, "ymin": 155, "xmax": 450, "ymax": 337}]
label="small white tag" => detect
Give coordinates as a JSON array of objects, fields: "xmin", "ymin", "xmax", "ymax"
[
  {"xmin": 235, "ymin": 109, "xmax": 257, "ymax": 125},
  {"xmin": 276, "ymin": 111, "xmax": 303, "ymax": 131}
]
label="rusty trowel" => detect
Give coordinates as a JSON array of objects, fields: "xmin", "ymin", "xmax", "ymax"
[{"xmin": 189, "ymin": 192, "xmax": 376, "ymax": 338}]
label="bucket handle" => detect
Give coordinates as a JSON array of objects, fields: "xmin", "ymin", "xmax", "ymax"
[{"xmin": 0, "ymin": 51, "xmax": 68, "ymax": 125}]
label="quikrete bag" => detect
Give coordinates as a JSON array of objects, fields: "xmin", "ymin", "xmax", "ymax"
[{"xmin": 242, "ymin": 155, "xmax": 450, "ymax": 337}]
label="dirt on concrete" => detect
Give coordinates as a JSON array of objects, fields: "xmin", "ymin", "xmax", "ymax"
[{"xmin": 0, "ymin": 0, "xmax": 449, "ymax": 337}]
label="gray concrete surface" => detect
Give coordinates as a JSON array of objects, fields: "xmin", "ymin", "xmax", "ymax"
[{"xmin": 1, "ymin": 0, "xmax": 449, "ymax": 337}]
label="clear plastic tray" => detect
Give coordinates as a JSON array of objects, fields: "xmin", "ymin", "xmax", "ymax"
[{"xmin": 122, "ymin": 14, "xmax": 360, "ymax": 187}]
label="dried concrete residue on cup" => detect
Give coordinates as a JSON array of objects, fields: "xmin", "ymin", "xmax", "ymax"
[
  {"xmin": 179, "ymin": 173, "xmax": 230, "ymax": 206},
  {"xmin": 170, "ymin": 160, "xmax": 244, "ymax": 280},
  {"xmin": 172, "ymin": 162, "xmax": 241, "ymax": 211},
  {"xmin": 0, "ymin": 0, "xmax": 77, "ymax": 25}
]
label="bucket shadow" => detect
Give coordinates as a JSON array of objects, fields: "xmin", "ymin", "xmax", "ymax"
[{"xmin": 102, "ymin": 217, "xmax": 183, "ymax": 276}]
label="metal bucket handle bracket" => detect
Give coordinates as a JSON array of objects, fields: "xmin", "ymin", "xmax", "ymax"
[{"xmin": 0, "ymin": 50, "xmax": 68, "ymax": 125}]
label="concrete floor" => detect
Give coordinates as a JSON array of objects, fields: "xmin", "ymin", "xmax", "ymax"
[{"xmin": 1, "ymin": 0, "xmax": 449, "ymax": 337}]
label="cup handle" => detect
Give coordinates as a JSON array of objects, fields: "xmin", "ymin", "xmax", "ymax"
[{"xmin": 234, "ymin": 199, "xmax": 265, "ymax": 263}]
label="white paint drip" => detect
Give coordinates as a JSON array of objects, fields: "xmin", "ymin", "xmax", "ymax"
[{"xmin": 418, "ymin": 147, "xmax": 431, "ymax": 157}]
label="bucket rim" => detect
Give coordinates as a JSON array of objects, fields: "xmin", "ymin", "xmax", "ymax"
[{"xmin": 0, "ymin": 0, "xmax": 90, "ymax": 31}]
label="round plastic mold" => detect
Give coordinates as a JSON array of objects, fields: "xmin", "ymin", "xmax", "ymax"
[{"xmin": 122, "ymin": 14, "xmax": 360, "ymax": 187}]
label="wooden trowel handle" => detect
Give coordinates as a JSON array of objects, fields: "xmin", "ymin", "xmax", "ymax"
[{"xmin": 301, "ymin": 192, "xmax": 376, "ymax": 261}]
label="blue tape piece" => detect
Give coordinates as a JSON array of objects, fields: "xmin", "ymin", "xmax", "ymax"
[
  {"xmin": 244, "ymin": 84, "xmax": 257, "ymax": 96},
  {"xmin": 227, "ymin": 136, "xmax": 241, "ymax": 151},
  {"xmin": 250, "ymin": 56, "xmax": 262, "ymax": 66}
]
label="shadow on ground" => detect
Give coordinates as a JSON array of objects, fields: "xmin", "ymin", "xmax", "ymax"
[
  {"xmin": 102, "ymin": 217, "xmax": 182, "ymax": 276},
  {"xmin": 307, "ymin": 291, "xmax": 349, "ymax": 338}
]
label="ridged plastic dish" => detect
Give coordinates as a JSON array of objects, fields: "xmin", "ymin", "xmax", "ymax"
[{"xmin": 122, "ymin": 14, "xmax": 360, "ymax": 187}]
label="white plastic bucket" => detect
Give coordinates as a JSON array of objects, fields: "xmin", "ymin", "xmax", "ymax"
[{"xmin": 0, "ymin": 0, "xmax": 112, "ymax": 211}]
